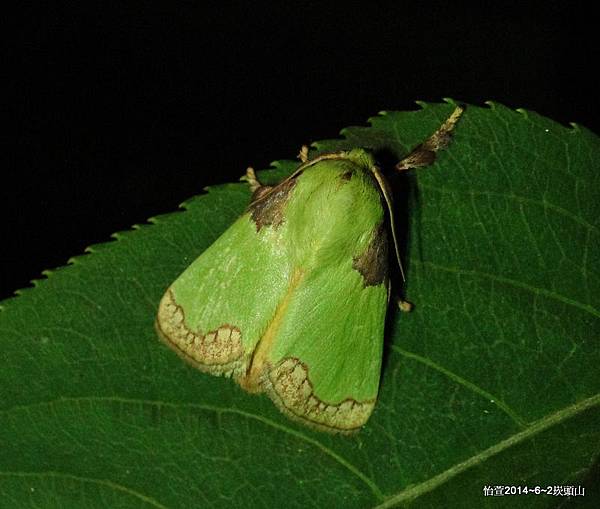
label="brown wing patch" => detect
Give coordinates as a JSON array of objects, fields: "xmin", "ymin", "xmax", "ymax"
[
  {"xmin": 352, "ymin": 222, "xmax": 389, "ymax": 287},
  {"xmin": 248, "ymin": 177, "xmax": 297, "ymax": 231},
  {"xmin": 262, "ymin": 358, "xmax": 375, "ymax": 434},
  {"xmin": 156, "ymin": 290, "xmax": 245, "ymax": 376}
]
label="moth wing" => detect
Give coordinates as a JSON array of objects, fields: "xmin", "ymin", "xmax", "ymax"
[
  {"xmin": 156, "ymin": 212, "xmax": 292, "ymax": 377},
  {"xmin": 260, "ymin": 254, "xmax": 388, "ymax": 433}
]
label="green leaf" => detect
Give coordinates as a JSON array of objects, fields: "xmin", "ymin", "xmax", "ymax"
[{"xmin": 1, "ymin": 101, "xmax": 599, "ymax": 508}]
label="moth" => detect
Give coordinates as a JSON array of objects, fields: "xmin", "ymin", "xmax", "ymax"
[{"xmin": 156, "ymin": 106, "xmax": 463, "ymax": 433}]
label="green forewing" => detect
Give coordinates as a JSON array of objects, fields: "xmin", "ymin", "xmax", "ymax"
[
  {"xmin": 157, "ymin": 149, "xmax": 390, "ymax": 431},
  {"xmin": 170, "ymin": 215, "xmax": 290, "ymax": 338},
  {"xmin": 268, "ymin": 264, "xmax": 387, "ymax": 403},
  {"xmin": 268, "ymin": 160, "xmax": 388, "ymax": 403}
]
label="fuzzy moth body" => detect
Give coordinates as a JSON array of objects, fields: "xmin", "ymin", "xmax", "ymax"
[{"xmin": 156, "ymin": 106, "xmax": 463, "ymax": 433}]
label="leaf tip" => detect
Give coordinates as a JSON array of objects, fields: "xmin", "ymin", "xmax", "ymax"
[
  {"xmin": 442, "ymin": 97, "xmax": 459, "ymax": 106},
  {"xmin": 514, "ymin": 105, "xmax": 527, "ymax": 115},
  {"xmin": 40, "ymin": 269, "xmax": 53, "ymax": 278},
  {"xmin": 110, "ymin": 231, "xmax": 129, "ymax": 242}
]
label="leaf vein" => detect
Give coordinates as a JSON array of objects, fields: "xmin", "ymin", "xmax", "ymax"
[
  {"xmin": 0, "ymin": 471, "xmax": 169, "ymax": 509},
  {"xmin": 418, "ymin": 183, "xmax": 600, "ymax": 235},
  {"xmin": 0, "ymin": 396, "xmax": 384, "ymax": 502},
  {"xmin": 413, "ymin": 260, "xmax": 600, "ymax": 319},
  {"xmin": 392, "ymin": 346, "xmax": 527, "ymax": 427}
]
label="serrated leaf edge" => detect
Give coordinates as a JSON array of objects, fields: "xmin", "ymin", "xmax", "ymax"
[{"xmin": 1, "ymin": 100, "xmax": 593, "ymax": 312}]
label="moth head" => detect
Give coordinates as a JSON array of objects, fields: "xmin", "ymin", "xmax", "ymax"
[{"xmin": 340, "ymin": 148, "xmax": 377, "ymax": 171}]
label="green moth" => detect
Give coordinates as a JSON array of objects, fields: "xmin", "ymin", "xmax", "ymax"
[{"xmin": 156, "ymin": 106, "xmax": 463, "ymax": 433}]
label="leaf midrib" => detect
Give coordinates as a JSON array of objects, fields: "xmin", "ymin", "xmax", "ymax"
[{"xmin": 373, "ymin": 393, "xmax": 600, "ymax": 508}]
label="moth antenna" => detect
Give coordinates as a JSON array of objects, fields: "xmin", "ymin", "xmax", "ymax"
[
  {"xmin": 250, "ymin": 151, "xmax": 349, "ymax": 207},
  {"xmin": 370, "ymin": 166, "xmax": 406, "ymax": 282}
]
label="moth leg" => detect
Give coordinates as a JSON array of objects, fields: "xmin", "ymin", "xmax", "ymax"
[
  {"xmin": 297, "ymin": 145, "xmax": 309, "ymax": 163},
  {"xmin": 242, "ymin": 167, "xmax": 263, "ymax": 193},
  {"xmin": 242, "ymin": 166, "xmax": 273, "ymax": 201},
  {"xmin": 397, "ymin": 297, "xmax": 414, "ymax": 312},
  {"xmin": 395, "ymin": 105, "xmax": 464, "ymax": 171}
]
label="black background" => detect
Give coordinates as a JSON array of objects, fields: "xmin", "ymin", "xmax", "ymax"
[{"xmin": 3, "ymin": 2, "xmax": 598, "ymax": 300}]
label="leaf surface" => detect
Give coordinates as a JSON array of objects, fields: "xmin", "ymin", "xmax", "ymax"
[{"xmin": 1, "ymin": 101, "xmax": 599, "ymax": 508}]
